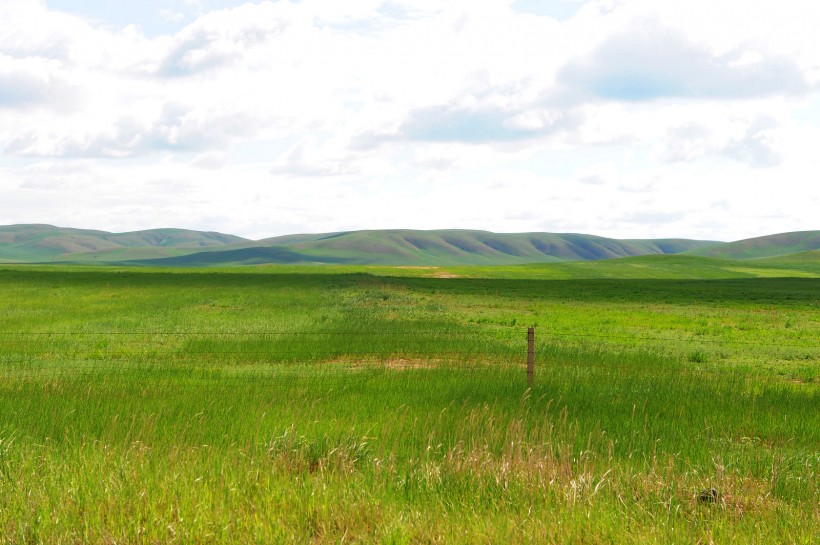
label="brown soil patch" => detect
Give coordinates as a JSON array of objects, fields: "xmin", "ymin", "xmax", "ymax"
[
  {"xmin": 392, "ymin": 266, "xmax": 461, "ymax": 278},
  {"xmin": 432, "ymin": 272, "xmax": 461, "ymax": 278},
  {"xmin": 326, "ymin": 357, "xmax": 444, "ymax": 370},
  {"xmin": 380, "ymin": 358, "xmax": 439, "ymax": 370},
  {"xmin": 326, "ymin": 358, "xmax": 509, "ymax": 371}
]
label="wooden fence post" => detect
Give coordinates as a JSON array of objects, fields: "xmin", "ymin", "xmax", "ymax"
[{"xmin": 527, "ymin": 327, "xmax": 535, "ymax": 386}]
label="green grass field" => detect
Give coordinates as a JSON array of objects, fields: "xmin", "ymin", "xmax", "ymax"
[{"xmin": 0, "ymin": 258, "xmax": 818, "ymax": 543}]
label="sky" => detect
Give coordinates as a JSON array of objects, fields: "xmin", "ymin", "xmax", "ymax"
[{"xmin": 1, "ymin": 0, "xmax": 818, "ymax": 241}]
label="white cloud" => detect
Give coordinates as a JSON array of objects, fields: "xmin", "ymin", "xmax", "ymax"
[
  {"xmin": 160, "ymin": 10, "xmax": 186, "ymax": 24},
  {"xmin": 555, "ymin": 23, "xmax": 808, "ymax": 102},
  {"xmin": 270, "ymin": 138, "xmax": 363, "ymax": 178},
  {"xmin": 0, "ymin": 0, "xmax": 818, "ymax": 240},
  {"xmin": 0, "ymin": 55, "xmax": 73, "ymax": 108}
]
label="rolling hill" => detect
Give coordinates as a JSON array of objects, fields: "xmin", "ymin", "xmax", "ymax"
[
  {"xmin": 105, "ymin": 229, "xmax": 722, "ymax": 267},
  {"xmin": 0, "ymin": 224, "xmax": 249, "ymax": 263},
  {"xmin": 247, "ymin": 230, "xmax": 714, "ymax": 266},
  {"xmin": 686, "ymin": 231, "xmax": 820, "ymax": 259},
  {"xmin": 1, "ymin": 224, "xmax": 817, "ymax": 266}
]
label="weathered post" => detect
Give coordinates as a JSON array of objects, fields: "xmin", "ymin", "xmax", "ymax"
[{"xmin": 527, "ymin": 326, "xmax": 535, "ymax": 386}]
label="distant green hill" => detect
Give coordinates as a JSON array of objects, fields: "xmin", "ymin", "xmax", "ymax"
[
  {"xmin": 756, "ymin": 249, "xmax": 820, "ymax": 265},
  {"xmin": 0, "ymin": 225, "xmax": 248, "ymax": 263},
  {"xmin": 3, "ymin": 224, "xmax": 817, "ymax": 267},
  {"xmin": 135, "ymin": 246, "xmax": 354, "ymax": 267},
  {"xmin": 129, "ymin": 230, "xmax": 720, "ymax": 267},
  {"xmin": 686, "ymin": 231, "xmax": 820, "ymax": 259},
  {"xmin": 269, "ymin": 230, "xmax": 716, "ymax": 265}
]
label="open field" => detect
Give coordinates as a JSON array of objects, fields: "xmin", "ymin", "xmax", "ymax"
[{"xmin": 0, "ymin": 259, "xmax": 818, "ymax": 543}]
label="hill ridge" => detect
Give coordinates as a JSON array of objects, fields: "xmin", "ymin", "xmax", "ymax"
[
  {"xmin": 686, "ymin": 230, "xmax": 820, "ymax": 259},
  {"xmin": 1, "ymin": 224, "xmax": 817, "ymax": 266}
]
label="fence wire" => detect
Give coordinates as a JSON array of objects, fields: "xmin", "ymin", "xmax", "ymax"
[
  {"xmin": 0, "ymin": 329, "xmax": 816, "ymax": 346},
  {"xmin": 1, "ymin": 328, "xmax": 817, "ymax": 384}
]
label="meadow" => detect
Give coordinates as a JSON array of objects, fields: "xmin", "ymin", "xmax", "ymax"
[{"xmin": 0, "ymin": 258, "xmax": 818, "ymax": 543}]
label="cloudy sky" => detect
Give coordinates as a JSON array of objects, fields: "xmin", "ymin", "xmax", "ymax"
[{"xmin": 1, "ymin": 0, "xmax": 818, "ymax": 241}]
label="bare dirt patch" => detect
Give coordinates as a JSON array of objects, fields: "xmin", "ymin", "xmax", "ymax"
[
  {"xmin": 392, "ymin": 266, "xmax": 462, "ymax": 278},
  {"xmin": 433, "ymin": 272, "xmax": 461, "ymax": 278},
  {"xmin": 328, "ymin": 357, "xmax": 442, "ymax": 370}
]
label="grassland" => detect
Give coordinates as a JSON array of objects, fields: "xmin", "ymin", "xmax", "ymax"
[{"xmin": 0, "ymin": 258, "xmax": 818, "ymax": 543}]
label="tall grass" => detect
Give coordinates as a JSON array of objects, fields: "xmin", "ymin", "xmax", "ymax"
[{"xmin": 0, "ymin": 266, "xmax": 817, "ymax": 543}]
